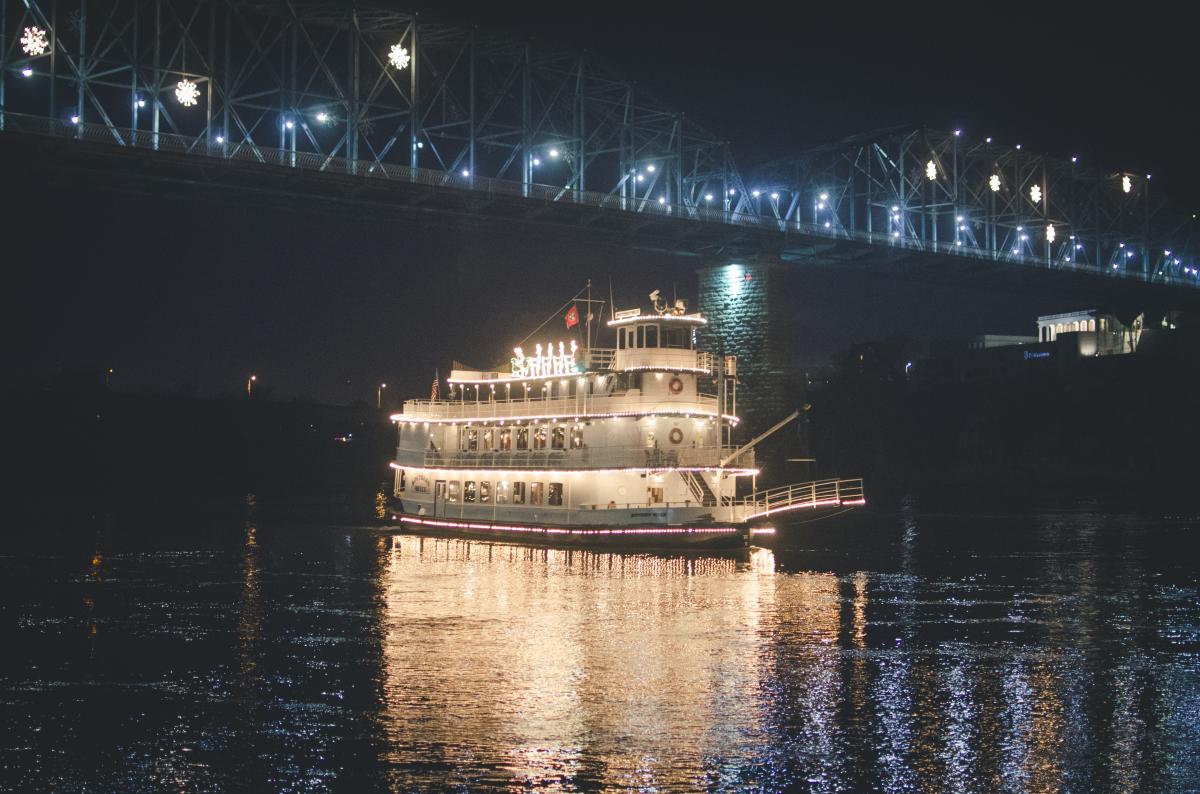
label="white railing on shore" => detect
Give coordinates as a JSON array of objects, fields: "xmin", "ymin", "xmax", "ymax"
[
  {"xmin": 398, "ymin": 393, "xmax": 723, "ymax": 422},
  {"xmin": 394, "ymin": 445, "xmax": 753, "ymax": 471}
]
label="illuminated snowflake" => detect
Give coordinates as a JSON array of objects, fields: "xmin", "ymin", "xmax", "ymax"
[
  {"xmin": 989, "ymin": 174, "xmax": 1001, "ymax": 192},
  {"xmin": 174, "ymin": 78, "xmax": 199, "ymax": 107},
  {"xmin": 388, "ymin": 44, "xmax": 410, "ymax": 70},
  {"xmin": 21, "ymin": 26, "xmax": 49, "ymax": 56},
  {"xmin": 925, "ymin": 159, "xmax": 937, "ymax": 180},
  {"xmin": 1121, "ymin": 175, "xmax": 1132, "ymax": 194},
  {"xmin": 1045, "ymin": 223, "xmax": 1056, "ymax": 243},
  {"xmin": 1029, "ymin": 184, "xmax": 1042, "ymax": 204}
]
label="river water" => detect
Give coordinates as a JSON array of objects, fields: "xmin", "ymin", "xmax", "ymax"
[{"xmin": 1, "ymin": 509, "xmax": 1197, "ymax": 791}]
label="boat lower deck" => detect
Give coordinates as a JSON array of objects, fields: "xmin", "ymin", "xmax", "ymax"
[{"xmin": 387, "ymin": 511, "xmax": 751, "ymax": 550}]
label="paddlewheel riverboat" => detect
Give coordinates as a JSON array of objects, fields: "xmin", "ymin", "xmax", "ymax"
[{"xmin": 387, "ymin": 288, "xmax": 864, "ymax": 548}]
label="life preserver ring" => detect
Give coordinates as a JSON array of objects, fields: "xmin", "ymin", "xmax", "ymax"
[
  {"xmin": 669, "ymin": 427, "xmax": 683, "ymax": 445},
  {"xmin": 668, "ymin": 376, "xmax": 684, "ymax": 395}
]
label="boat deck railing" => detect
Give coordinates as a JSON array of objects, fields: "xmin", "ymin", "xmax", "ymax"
[
  {"xmin": 398, "ymin": 393, "xmax": 724, "ymax": 422},
  {"xmin": 394, "ymin": 445, "xmax": 753, "ymax": 471}
]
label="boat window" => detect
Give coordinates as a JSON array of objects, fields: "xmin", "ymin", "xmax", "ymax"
[
  {"xmin": 635, "ymin": 325, "xmax": 644, "ymax": 348},
  {"xmin": 618, "ymin": 328, "xmax": 626, "ymax": 349},
  {"xmin": 412, "ymin": 475, "xmax": 430, "ymax": 494},
  {"xmin": 645, "ymin": 324, "xmax": 658, "ymax": 348},
  {"xmin": 482, "ymin": 429, "xmax": 494, "ymax": 450},
  {"xmin": 571, "ymin": 426, "xmax": 584, "ymax": 449},
  {"xmin": 499, "ymin": 428, "xmax": 512, "ymax": 450},
  {"xmin": 533, "ymin": 427, "xmax": 548, "ymax": 450},
  {"xmin": 530, "ymin": 482, "xmax": 544, "ymax": 505},
  {"xmin": 648, "ymin": 486, "xmax": 663, "ymax": 504},
  {"xmin": 512, "ymin": 482, "xmax": 526, "ymax": 504},
  {"xmin": 466, "ymin": 428, "xmax": 478, "ymax": 451},
  {"xmin": 552, "ymin": 427, "xmax": 565, "ymax": 449},
  {"xmin": 479, "ymin": 481, "xmax": 491, "ymax": 503},
  {"xmin": 663, "ymin": 327, "xmax": 688, "ymax": 349},
  {"xmin": 464, "ymin": 481, "xmax": 476, "ymax": 502},
  {"xmin": 516, "ymin": 427, "xmax": 529, "ymax": 450},
  {"xmin": 548, "ymin": 483, "xmax": 564, "ymax": 506},
  {"xmin": 495, "ymin": 481, "xmax": 509, "ymax": 504},
  {"xmin": 396, "ymin": 470, "xmax": 406, "ymax": 493},
  {"xmin": 447, "ymin": 481, "xmax": 461, "ymax": 502}
]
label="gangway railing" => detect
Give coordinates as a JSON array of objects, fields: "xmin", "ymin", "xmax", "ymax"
[{"xmin": 740, "ymin": 477, "xmax": 865, "ymax": 521}]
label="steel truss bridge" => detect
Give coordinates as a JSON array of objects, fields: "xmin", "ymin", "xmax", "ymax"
[{"xmin": 1, "ymin": 0, "xmax": 1197, "ymax": 304}]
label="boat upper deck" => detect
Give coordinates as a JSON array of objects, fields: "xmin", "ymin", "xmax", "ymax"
[{"xmin": 394, "ymin": 390, "xmax": 732, "ymax": 424}]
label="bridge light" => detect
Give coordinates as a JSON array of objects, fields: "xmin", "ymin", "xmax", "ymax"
[
  {"xmin": 646, "ymin": 164, "xmax": 656, "ymax": 173},
  {"xmin": 892, "ymin": 231, "xmax": 900, "ymax": 237},
  {"xmin": 817, "ymin": 203, "xmax": 825, "ymax": 209},
  {"xmin": 657, "ymin": 196, "xmax": 666, "ymax": 205},
  {"xmin": 956, "ymin": 215, "xmax": 964, "ymax": 222},
  {"xmin": 316, "ymin": 112, "xmax": 329, "ymax": 123},
  {"xmin": 956, "ymin": 240, "xmax": 963, "ymax": 246},
  {"xmin": 1071, "ymin": 156, "xmax": 1078, "ymax": 163},
  {"xmin": 728, "ymin": 189, "xmax": 736, "ymax": 196},
  {"xmin": 819, "ymin": 192, "xmax": 829, "ymax": 201},
  {"xmin": 891, "ymin": 205, "xmax": 899, "ymax": 212},
  {"xmin": 136, "ymin": 98, "xmax": 146, "ymax": 107},
  {"xmin": 175, "ymin": 78, "xmax": 200, "ymax": 107},
  {"xmin": 1020, "ymin": 234, "xmax": 1029, "ymax": 241},
  {"xmin": 636, "ymin": 174, "xmax": 645, "ymax": 182},
  {"xmin": 953, "ymin": 129, "xmax": 961, "ymax": 137},
  {"xmin": 1113, "ymin": 263, "xmax": 1120, "ymax": 270},
  {"xmin": 532, "ymin": 157, "xmax": 541, "ymax": 166},
  {"xmin": 21, "ymin": 26, "xmax": 49, "ymax": 57},
  {"xmin": 824, "ymin": 221, "xmax": 831, "ymax": 228},
  {"xmin": 388, "ymin": 44, "xmax": 411, "ymax": 70},
  {"xmin": 70, "ymin": 115, "xmax": 80, "ymax": 124},
  {"xmin": 770, "ymin": 192, "xmax": 779, "ymax": 200},
  {"xmin": 1120, "ymin": 242, "xmax": 1126, "ymax": 247},
  {"xmin": 1016, "ymin": 144, "xmax": 1022, "ymax": 150},
  {"xmin": 1165, "ymin": 250, "xmax": 1172, "ymax": 256},
  {"xmin": 704, "ymin": 194, "xmax": 714, "ymax": 202},
  {"xmin": 283, "ymin": 118, "xmax": 294, "ymax": 129},
  {"xmin": 20, "ymin": 67, "xmax": 33, "ymax": 77},
  {"xmin": 925, "ymin": 160, "xmax": 937, "ymax": 180},
  {"xmin": 549, "ymin": 148, "xmax": 560, "ymax": 158},
  {"xmin": 215, "ymin": 135, "xmax": 225, "ymax": 143},
  {"xmin": 989, "ymin": 174, "xmax": 1001, "ymax": 192},
  {"xmin": 416, "ymin": 141, "xmax": 424, "ymax": 149},
  {"xmin": 1046, "ymin": 224, "xmax": 1056, "ymax": 243},
  {"xmin": 986, "ymin": 137, "xmax": 993, "ymax": 143},
  {"xmin": 461, "ymin": 169, "xmax": 470, "ymax": 177},
  {"xmin": 1030, "ymin": 185, "xmax": 1042, "ymax": 204},
  {"xmin": 1017, "ymin": 226, "xmax": 1023, "ymax": 231},
  {"xmin": 1122, "ymin": 175, "xmax": 1132, "ymax": 193},
  {"xmin": 751, "ymin": 190, "xmax": 761, "ymax": 197},
  {"xmin": 1076, "ymin": 244, "xmax": 1083, "ymax": 250}
]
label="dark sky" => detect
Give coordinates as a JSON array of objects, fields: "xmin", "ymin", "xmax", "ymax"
[{"xmin": 5, "ymin": 2, "xmax": 1193, "ymax": 405}]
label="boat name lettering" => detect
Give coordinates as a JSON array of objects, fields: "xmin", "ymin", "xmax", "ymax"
[{"xmin": 511, "ymin": 340, "xmax": 579, "ymax": 378}]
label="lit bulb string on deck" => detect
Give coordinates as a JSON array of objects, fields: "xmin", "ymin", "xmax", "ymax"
[
  {"xmin": 390, "ymin": 409, "xmax": 740, "ymax": 426},
  {"xmin": 389, "ymin": 462, "xmax": 760, "ymax": 476},
  {"xmin": 396, "ymin": 515, "xmax": 740, "ymax": 536}
]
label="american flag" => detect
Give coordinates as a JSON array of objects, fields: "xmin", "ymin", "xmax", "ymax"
[{"xmin": 431, "ymin": 369, "xmax": 440, "ymax": 400}]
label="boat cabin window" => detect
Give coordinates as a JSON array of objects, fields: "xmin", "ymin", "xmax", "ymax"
[
  {"xmin": 495, "ymin": 481, "xmax": 509, "ymax": 504},
  {"xmin": 464, "ymin": 481, "xmax": 476, "ymax": 502},
  {"xmin": 482, "ymin": 429, "xmax": 494, "ymax": 450},
  {"xmin": 479, "ymin": 481, "xmax": 491, "ymax": 503},
  {"xmin": 530, "ymin": 482, "xmax": 544, "ymax": 505},
  {"xmin": 571, "ymin": 427, "xmax": 584, "ymax": 449},
  {"xmin": 533, "ymin": 427, "xmax": 548, "ymax": 450},
  {"xmin": 552, "ymin": 427, "xmax": 565, "ymax": 450},
  {"xmin": 499, "ymin": 429, "xmax": 512, "ymax": 450},
  {"xmin": 548, "ymin": 483, "xmax": 564, "ymax": 506},
  {"xmin": 662, "ymin": 327, "xmax": 689, "ymax": 349},
  {"xmin": 645, "ymin": 325, "xmax": 658, "ymax": 348},
  {"xmin": 512, "ymin": 482, "xmax": 526, "ymax": 504},
  {"xmin": 447, "ymin": 481, "xmax": 461, "ymax": 502},
  {"xmin": 516, "ymin": 428, "xmax": 529, "ymax": 450}
]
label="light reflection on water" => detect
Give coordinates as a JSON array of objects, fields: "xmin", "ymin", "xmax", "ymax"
[{"xmin": 0, "ymin": 513, "xmax": 1198, "ymax": 791}]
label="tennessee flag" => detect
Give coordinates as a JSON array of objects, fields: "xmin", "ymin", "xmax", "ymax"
[{"xmin": 565, "ymin": 303, "xmax": 580, "ymax": 328}]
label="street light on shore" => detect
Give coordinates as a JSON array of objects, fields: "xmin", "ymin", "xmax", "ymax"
[
  {"xmin": 377, "ymin": 383, "xmax": 387, "ymax": 409},
  {"xmin": 247, "ymin": 374, "xmax": 257, "ymax": 397}
]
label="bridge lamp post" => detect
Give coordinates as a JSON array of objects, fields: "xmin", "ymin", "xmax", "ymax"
[
  {"xmin": 378, "ymin": 383, "xmax": 387, "ymax": 409},
  {"xmin": 247, "ymin": 375, "xmax": 257, "ymax": 398}
]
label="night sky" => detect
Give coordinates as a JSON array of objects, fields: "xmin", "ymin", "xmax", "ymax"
[{"xmin": 5, "ymin": 2, "xmax": 1193, "ymax": 405}]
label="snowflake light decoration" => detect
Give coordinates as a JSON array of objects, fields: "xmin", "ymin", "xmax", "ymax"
[
  {"xmin": 1121, "ymin": 175, "xmax": 1132, "ymax": 194},
  {"xmin": 175, "ymin": 78, "xmax": 200, "ymax": 107},
  {"xmin": 989, "ymin": 174, "xmax": 1001, "ymax": 193},
  {"xmin": 388, "ymin": 44, "xmax": 410, "ymax": 70},
  {"xmin": 21, "ymin": 26, "xmax": 49, "ymax": 56},
  {"xmin": 1029, "ymin": 184, "xmax": 1042, "ymax": 204},
  {"xmin": 925, "ymin": 159, "xmax": 937, "ymax": 180},
  {"xmin": 1045, "ymin": 223, "xmax": 1056, "ymax": 243}
]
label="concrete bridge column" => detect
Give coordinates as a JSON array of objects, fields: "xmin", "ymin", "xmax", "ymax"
[{"xmin": 697, "ymin": 258, "xmax": 798, "ymax": 437}]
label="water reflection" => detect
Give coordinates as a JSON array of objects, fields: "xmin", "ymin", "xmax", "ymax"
[{"xmin": 1, "ymin": 513, "xmax": 1198, "ymax": 791}]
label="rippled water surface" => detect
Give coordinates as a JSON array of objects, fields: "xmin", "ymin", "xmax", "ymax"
[{"xmin": 1, "ymin": 511, "xmax": 1198, "ymax": 791}]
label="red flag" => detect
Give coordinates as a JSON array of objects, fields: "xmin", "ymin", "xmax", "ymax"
[{"xmin": 564, "ymin": 303, "xmax": 580, "ymax": 328}]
